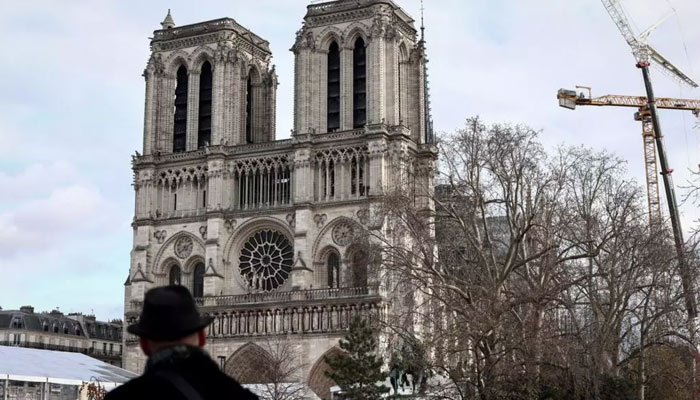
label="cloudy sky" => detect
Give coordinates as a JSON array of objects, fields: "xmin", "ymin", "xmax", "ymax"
[{"xmin": 1, "ymin": 0, "xmax": 699, "ymax": 320}]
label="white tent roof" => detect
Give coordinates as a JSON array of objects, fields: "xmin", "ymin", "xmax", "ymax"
[{"xmin": 0, "ymin": 346, "xmax": 137, "ymax": 386}]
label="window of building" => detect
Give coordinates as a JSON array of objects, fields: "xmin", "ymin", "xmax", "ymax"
[
  {"xmin": 193, "ymin": 263, "xmax": 205, "ymax": 298},
  {"xmin": 350, "ymin": 155, "xmax": 366, "ymax": 197},
  {"xmin": 351, "ymin": 250, "xmax": 368, "ymax": 288},
  {"xmin": 327, "ymin": 252, "xmax": 340, "ymax": 288},
  {"xmin": 169, "ymin": 264, "xmax": 182, "ymax": 286},
  {"xmin": 353, "ymin": 38, "xmax": 367, "ymax": 128},
  {"xmin": 246, "ymin": 75, "xmax": 254, "ymax": 144},
  {"xmin": 103, "ymin": 343, "xmax": 107, "ymax": 353},
  {"xmin": 12, "ymin": 334, "xmax": 20, "ymax": 345},
  {"xmin": 173, "ymin": 65, "xmax": 188, "ymax": 153},
  {"xmin": 327, "ymin": 41, "xmax": 341, "ymax": 132},
  {"xmin": 109, "ymin": 343, "xmax": 114, "ymax": 355},
  {"xmin": 198, "ymin": 61, "xmax": 212, "ymax": 148}
]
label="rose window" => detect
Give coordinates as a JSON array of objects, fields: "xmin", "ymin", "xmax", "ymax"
[{"xmin": 239, "ymin": 229, "xmax": 294, "ymax": 291}]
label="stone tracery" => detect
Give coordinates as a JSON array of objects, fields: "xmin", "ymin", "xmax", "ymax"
[{"xmin": 238, "ymin": 229, "xmax": 294, "ymax": 292}]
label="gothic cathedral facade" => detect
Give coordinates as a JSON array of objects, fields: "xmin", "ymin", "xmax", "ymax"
[{"xmin": 124, "ymin": 1, "xmax": 435, "ymax": 398}]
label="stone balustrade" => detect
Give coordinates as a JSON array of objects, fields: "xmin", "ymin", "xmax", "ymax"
[{"xmin": 124, "ymin": 286, "xmax": 382, "ymax": 342}]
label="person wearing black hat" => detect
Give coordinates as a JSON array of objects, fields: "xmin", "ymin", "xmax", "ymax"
[{"xmin": 105, "ymin": 285, "xmax": 258, "ymax": 400}]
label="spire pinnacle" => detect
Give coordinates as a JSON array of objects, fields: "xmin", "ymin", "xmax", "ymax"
[
  {"xmin": 420, "ymin": 0, "xmax": 425, "ymax": 41},
  {"xmin": 161, "ymin": 9, "xmax": 175, "ymax": 29}
]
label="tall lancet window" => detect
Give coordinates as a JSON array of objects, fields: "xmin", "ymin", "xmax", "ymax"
[
  {"xmin": 353, "ymin": 38, "xmax": 367, "ymax": 128},
  {"xmin": 327, "ymin": 42, "xmax": 341, "ymax": 132},
  {"xmin": 327, "ymin": 252, "xmax": 340, "ymax": 288},
  {"xmin": 169, "ymin": 264, "xmax": 182, "ymax": 286},
  {"xmin": 173, "ymin": 66, "xmax": 188, "ymax": 152},
  {"xmin": 192, "ymin": 262, "xmax": 205, "ymax": 297},
  {"xmin": 198, "ymin": 61, "xmax": 212, "ymax": 148},
  {"xmin": 246, "ymin": 75, "xmax": 253, "ymax": 143}
]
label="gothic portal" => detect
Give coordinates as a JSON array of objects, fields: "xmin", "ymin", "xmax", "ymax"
[{"xmin": 124, "ymin": 1, "xmax": 436, "ymax": 398}]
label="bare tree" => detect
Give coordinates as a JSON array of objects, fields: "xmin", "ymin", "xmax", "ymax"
[
  {"xmin": 257, "ymin": 341, "xmax": 308, "ymax": 400},
  {"xmin": 372, "ymin": 117, "xmax": 690, "ymax": 400}
]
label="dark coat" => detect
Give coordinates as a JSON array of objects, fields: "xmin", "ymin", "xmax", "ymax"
[{"xmin": 105, "ymin": 346, "xmax": 258, "ymax": 400}]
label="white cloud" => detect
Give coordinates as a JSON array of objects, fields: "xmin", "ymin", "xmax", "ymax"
[{"xmin": 0, "ymin": 184, "xmax": 116, "ymax": 257}]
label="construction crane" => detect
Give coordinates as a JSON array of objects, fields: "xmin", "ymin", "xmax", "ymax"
[
  {"xmin": 557, "ymin": 87, "xmax": 700, "ymax": 223},
  {"xmin": 597, "ymin": 0, "xmax": 699, "ymax": 329}
]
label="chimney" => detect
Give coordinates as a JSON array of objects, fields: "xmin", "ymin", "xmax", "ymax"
[{"xmin": 20, "ymin": 306, "xmax": 34, "ymax": 314}]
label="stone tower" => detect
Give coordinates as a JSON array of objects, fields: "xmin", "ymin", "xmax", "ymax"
[{"xmin": 124, "ymin": 1, "xmax": 435, "ymax": 398}]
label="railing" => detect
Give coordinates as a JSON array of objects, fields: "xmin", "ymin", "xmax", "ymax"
[
  {"xmin": 155, "ymin": 208, "xmax": 206, "ymax": 220},
  {"xmin": 125, "ymin": 287, "xmax": 382, "ymax": 341},
  {"xmin": 153, "ymin": 18, "xmax": 269, "ymax": 48},
  {"xmin": 227, "ymin": 139, "xmax": 294, "ymax": 153},
  {"xmin": 194, "ymin": 286, "xmax": 377, "ymax": 308},
  {"xmin": 311, "ymin": 128, "xmax": 366, "ymax": 143},
  {"xmin": 307, "ymin": 0, "xmax": 386, "ymax": 16}
]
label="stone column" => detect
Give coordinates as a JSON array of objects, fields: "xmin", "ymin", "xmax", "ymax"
[
  {"xmin": 230, "ymin": 59, "xmax": 242, "ymax": 145},
  {"xmin": 186, "ymin": 70, "xmax": 200, "ymax": 151},
  {"xmin": 142, "ymin": 69, "xmax": 155, "ymax": 155},
  {"xmin": 367, "ymin": 35, "xmax": 385, "ymax": 125},
  {"xmin": 341, "ymin": 45, "xmax": 353, "ymax": 131},
  {"xmin": 212, "ymin": 57, "xmax": 226, "ymax": 145},
  {"xmin": 160, "ymin": 74, "xmax": 176, "ymax": 153},
  {"xmin": 384, "ymin": 38, "xmax": 399, "ymax": 126}
]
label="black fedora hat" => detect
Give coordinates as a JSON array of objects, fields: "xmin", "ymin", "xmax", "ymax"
[{"xmin": 127, "ymin": 285, "xmax": 214, "ymax": 341}]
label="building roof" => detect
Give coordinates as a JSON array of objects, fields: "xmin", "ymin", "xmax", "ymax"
[
  {"xmin": 0, "ymin": 346, "xmax": 137, "ymax": 386},
  {"xmin": 0, "ymin": 308, "xmax": 122, "ymax": 342}
]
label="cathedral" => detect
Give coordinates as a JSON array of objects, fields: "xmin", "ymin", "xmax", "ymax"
[{"xmin": 124, "ymin": 0, "xmax": 436, "ymax": 397}]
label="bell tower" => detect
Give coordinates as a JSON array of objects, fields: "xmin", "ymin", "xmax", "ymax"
[
  {"xmin": 141, "ymin": 11, "xmax": 278, "ymax": 156},
  {"xmin": 292, "ymin": 0, "xmax": 431, "ymax": 144}
]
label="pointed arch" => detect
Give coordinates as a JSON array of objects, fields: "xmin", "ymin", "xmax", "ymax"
[
  {"xmin": 152, "ymin": 232, "xmax": 205, "ymax": 276},
  {"xmin": 224, "ymin": 342, "xmax": 274, "ymax": 384},
  {"xmin": 343, "ymin": 22, "xmax": 370, "ymax": 46},
  {"xmin": 312, "ymin": 216, "xmax": 363, "ymax": 262},
  {"xmin": 190, "ymin": 46, "xmax": 216, "ymax": 73},
  {"xmin": 316, "ymin": 26, "xmax": 344, "ymax": 50},
  {"xmin": 164, "ymin": 50, "xmax": 191, "ymax": 75},
  {"xmin": 308, "ymin": 346, "xmax": 345, "ymax": 400}
]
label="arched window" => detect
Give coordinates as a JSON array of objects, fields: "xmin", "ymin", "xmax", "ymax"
[
  {"xmin": 173, "ymin": 65, "xmax": 188, "ymax": 153},
  {"xmin": 193, "ymin": 262, "xmax": 205, "ymax": 297},
  {"xmin": 246, "ymin": 74, "xmax": 254, "ymax": 144},
  {"xmin": 398, "ymin": 44, "xmax": 409, "ymax": 124},
  {"xmin": 169, "ymin": 264, "xmax": 182, "ymax": 286},
  {"xmin": 351, "ymin": 250, "xmax": 368, "ymax": 288},
  {"xmin": 327, "ymin": 252, "xmax": 340, "ymax": 288},
  {"xmin": 198, "ymin": 61, "xmax": 212, "ymax": 148},
  {"xmin": 353, "ymin": 38, "xmax": 367, "ymax": 128},
  {"xmin": 327, "ymin": 42, "xmax": 341, "ymax": 132}
]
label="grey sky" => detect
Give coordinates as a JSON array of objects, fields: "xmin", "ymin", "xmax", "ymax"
[{"xmin": 0, "ymin": 0, "xmax": 698, "ymax": 320}]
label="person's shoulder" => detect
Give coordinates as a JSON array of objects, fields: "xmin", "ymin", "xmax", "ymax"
[{"xmin": 104, "ymin": 376, "xmax": 149, "ymax": 400}]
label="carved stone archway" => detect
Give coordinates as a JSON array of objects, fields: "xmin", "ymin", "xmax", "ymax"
[
  {"xmin": 224, "ymin": 342, "xmax": 273, "ymax": 384},
  {"xmin": 308, "ymin": 346, "xmax": 345, "ymax": 400}
]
